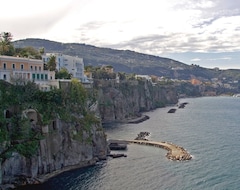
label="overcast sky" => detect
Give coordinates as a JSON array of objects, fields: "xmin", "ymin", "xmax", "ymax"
[{"xmin": 1, "ymin": 0, "xmax": 240, "ymax": 69}]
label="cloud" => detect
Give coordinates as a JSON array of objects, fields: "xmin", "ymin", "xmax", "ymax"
[
  {"xmin": 72, "ymin": 0, "xmax": 240, "ymax": 56},
  {"xmin": 0, "ymin": 0, "xmax": 78, "ymax": 40},
  {"xmin": 220, "ymin": 57, "xmax": 232, "ymax": 60},
  {"xmin": 1, "ymin": 0, "xmax": 240, "ymax": 70},
  {"xmin": 191, "ymin": 58, "xmax": 201, "ymax": 62},
  {"xmin": 208, "ymin": 57, "xmax": 232, "ymax": 61}
]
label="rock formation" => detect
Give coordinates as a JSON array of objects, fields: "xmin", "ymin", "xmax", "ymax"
[
  {"xmin": 95, "ymin": 80, "xmax": 178, "ymax": 123},
  {"xmin": 1, "ymin": 117, "xmax": 108, "ymax": 187}
]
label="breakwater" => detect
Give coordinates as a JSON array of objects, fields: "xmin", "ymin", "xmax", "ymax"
[{"xmin": 127, "ymin": 140, "xmax": 192, "ymax": 161}]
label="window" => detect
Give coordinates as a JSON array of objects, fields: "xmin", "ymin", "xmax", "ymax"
[
  {"xmin": 3, "ymin": 63, "xmax": 6, "ymax": 69},
  {"xmin": 41, "ymin": 74, "xmax": 44, "ymax": 80},
  {"xmin": 35, "ymin": 66, "xmax": 37, "ymax": 71},
  {"xmin": 12, "ymin": 64, "xmax": 15, "ymax": 70},
  {"xmin": 21, "ymin": 64, "xmax": 24, "ymax": 70},
  {"xmin": 45, "ymin": 74, "xmax": 48, "ymax": 80},
  {"xmin": 37, "ymin": 74, "xmax": 39, "ymax": 79},
  {"xmin": 3, "ymin": 74, "xmax": 6, "ymax": 80},
  {"xmin": 39, "ymin": 66, "xmax": 41, "ymax": 71},
  {"xmin": 32, "ymin": 73, "xmax": 35, "ymax": 79},
  {"xmin": 30, "ymin": 66, "xmax": 33, "ymax": 70}
]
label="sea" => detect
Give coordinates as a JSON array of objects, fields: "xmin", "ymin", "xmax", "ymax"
[{"xmin": 18, "ymin": 96, "xmax": 240, "ymax": 190}]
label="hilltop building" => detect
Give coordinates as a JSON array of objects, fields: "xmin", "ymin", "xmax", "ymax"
[
  {"xmin": 0, "ymin": 55, "xmax": 57, "ymax": 91},
  {"xmin": 135, "ymin": 75, "xmax": 152, "ymax": 81},
  {"xmin": 42, "ymin": 53, "xmax": 87, "ymax": 82}
]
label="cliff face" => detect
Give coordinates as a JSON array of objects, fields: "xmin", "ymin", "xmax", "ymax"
[
  {"xmin": 95, "ymin": 80, "xmax": 178, "ymax": 123},
  {"xmin": 0, "ymin": 80, "xmax": 178, "ymax": 187},
  {"xmin": 1, "ymin": 118, "xmax": 108, "ymax": 185}
]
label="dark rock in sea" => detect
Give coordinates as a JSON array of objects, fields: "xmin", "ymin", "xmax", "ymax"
[
  {"xmin": 108, "ymin": 154, "xmax": 127, "ymax": 158},
  {"xmin": 178, "ymin": 102, "xmax": 188, "ymax": 109},
  {"xmin": 135, "ymin": 131, "xmax": 150, "ymax": 140},
  {"xmin": 168, "ymin": 108, "xmax": 177, "ymax": 113},
  {"xmin": 128, "ymin": 115, "xmax": 150, "ymax": 124}
]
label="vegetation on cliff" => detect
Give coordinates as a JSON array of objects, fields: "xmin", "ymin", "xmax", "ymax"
[{"xmin": 0, "ymin": 79, "xmax": 99, "ymax": 162}]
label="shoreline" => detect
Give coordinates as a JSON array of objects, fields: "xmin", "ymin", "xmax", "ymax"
[
  {"xmin": 36, "ymin": 160, "xmax": 96, "ymax": 183},
  {"xmin": 11, "ymin": 160, "xmax": 98, "ymax": 189},
  {"xmin": 102, "ymin": 114, "xmax": 150, "ymax": 126}
]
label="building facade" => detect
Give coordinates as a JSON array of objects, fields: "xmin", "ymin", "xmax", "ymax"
[
  {"xmin": 42, "ymin": 53, "xmax": 86, "ymax": 82},
  {"xmin": 0, "ymin": 55, "xmax": 57, "ymax": 90}
]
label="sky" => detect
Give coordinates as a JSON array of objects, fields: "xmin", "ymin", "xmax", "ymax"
[{"xmin": 1, "ymin": 0, "xmax": 240, "ymax": 69}]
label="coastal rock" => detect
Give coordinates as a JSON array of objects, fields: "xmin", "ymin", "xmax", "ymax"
[
  {"xmin": 128, "ymin": 115, "xmax": 150, "ymax": 124},
  {"xmin": 96, "ymin": 80, "xmax": 178, "ymax": 123},
  {"xmin": 167, "ymin": 108, "xmax": 177, "ymax": 113},
  {"xmin": 134, "ymin": 132, "xmax": 150, "ymax": 140},
  {"xmin": 1, "ymin": 119, "xmax": 108, "ymax": 186},
  {"xmin": 178, "ymin": 102, "xmax": 188, "ymax": 109}
]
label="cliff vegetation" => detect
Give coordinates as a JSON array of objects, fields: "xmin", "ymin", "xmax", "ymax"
[{"xmin": 0, "ymin": 79, "xmax": 108, "ymax": 187}]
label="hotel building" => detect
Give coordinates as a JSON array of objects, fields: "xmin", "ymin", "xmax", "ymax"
[{"xmin": 0, "ymin": 55, "xmax": 57, "ymax": 90}]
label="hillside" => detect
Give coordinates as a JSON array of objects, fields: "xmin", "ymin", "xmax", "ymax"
[{"xmin": 14, "ymin": 38, "xmax": 240, "ymax": 81}]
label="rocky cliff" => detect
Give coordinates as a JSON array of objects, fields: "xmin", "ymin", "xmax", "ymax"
[
  {"xmin": 0, "ymin": 79, "xmax": 178, "ymax": 188},
  {"xmin": 95, "ymin": 80, "xmax": 178, "ymax": 123},
  {"xmin": 1, "ymin": 117, "xmax": 108, "ymax": 187},
  {"xmin": 0, "ymin": 80, "xmax": 109, "ymax": 189}
]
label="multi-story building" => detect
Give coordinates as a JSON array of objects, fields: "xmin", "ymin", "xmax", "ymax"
[
  {"xmin": 0, "ymin": 55, "xmax": 57, "ymax": 91},
  {"xmin": 42, "ymin": 53, "xmax": 86, "ymax": 82}
]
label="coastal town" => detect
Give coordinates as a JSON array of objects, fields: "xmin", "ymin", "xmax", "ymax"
[
  {"xmin": 0, "ymin": 33, "xmax": 240, "ymax": 189},
  {"xmin": 1, "ymin": 52, "xmax": 240, "ymax": 97}
]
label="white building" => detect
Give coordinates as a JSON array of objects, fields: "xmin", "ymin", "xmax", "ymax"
[
  {"xmin": 135, "ymin": 74, "xmax": 152, "ymax": 81},
  {"xmin": 42, "ymin": 53, "xmax": 86, "ymax": 82}
]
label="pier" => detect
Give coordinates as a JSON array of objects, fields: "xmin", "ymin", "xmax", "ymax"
[{"xmin": 109, "ymin": 139, "xmax": 192, "ymax": 161}]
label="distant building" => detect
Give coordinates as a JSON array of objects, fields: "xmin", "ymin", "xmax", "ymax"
[
  {"xmin": 0, "ymin": 55, "xmax": 57, "ymax": 90},
  {"xmin": 42, "ymin": 53, "xmax": 86, "ymax": 82},
  {"xmin": 135, "ymin": 75, "xmax": 152, "ymax": 81},
  {"xmin": 190, "ymin": 78, "xmax": 202, "ymax": 85}
]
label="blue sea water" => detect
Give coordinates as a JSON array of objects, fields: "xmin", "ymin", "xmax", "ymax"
[{"xmin": 19, "ymin": 96, "xmax": 240, "ymax": 190}]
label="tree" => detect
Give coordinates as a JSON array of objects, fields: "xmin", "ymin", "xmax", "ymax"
[
  {"xmin": 55, "ymin": 68, "xmax": 72, "ymax": 79},
  {"xmin": 46, "ymin": 55, "xmax": 56, "ymax": 71},
  {"xmin": 84, "ymin": 65, "xmax": 94, "ymax": 72},
  {"xmin": 15, "ymin": 46, "xmax": 42, "ymax": 59},
  {"xmin": 39, "ymin": 47, "xmax": 44, "ymax": 55},
  {"xmin": 118, "ymin": 72, "xmax": 126, "ymax": 80},
  {"xmin": 68, "ymin": 78, "xmax": 87, "ymax": 115},
  {"xmin": 0, "ymin": 32, "xmax": 15, "ymax": 56}
]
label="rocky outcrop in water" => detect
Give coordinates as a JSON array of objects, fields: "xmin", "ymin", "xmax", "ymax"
[{"xmin": 95, "ymin": 80, "xmax": 178, "ymax": 123}]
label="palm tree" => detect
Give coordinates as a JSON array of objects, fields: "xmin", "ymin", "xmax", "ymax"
[
  {"xmin": 39, "ymin": 47, "xmax": 45, "ymax": 56},
  {"xmin": 0, "ymin": 32, "xmax": 14, "ymax": 55}
]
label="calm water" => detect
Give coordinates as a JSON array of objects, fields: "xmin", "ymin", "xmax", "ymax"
[{"xmin": 19, "ymin": 96, "xmax": 240, "ymax": 190}]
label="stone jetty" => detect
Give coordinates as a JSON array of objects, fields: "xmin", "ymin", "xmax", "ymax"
[{"xmin": 127, "ymin": 140, "xmax": 192, "ymax": 161}]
